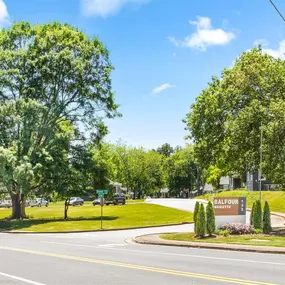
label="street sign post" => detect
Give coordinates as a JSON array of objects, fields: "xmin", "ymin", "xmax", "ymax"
[{"xmin": 96, "ymin": 190, "xmax": 108, "ymax": 229}]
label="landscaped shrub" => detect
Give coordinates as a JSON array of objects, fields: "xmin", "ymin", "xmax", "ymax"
[
  {"xmin": 254, "ymin": 200, "xmax": 263, "ymax": 230},
  {"xmin": 263, "ymin": 201, "xmax": 272, "ymax": 234},
  {"xmin": 194, "ymin": 201, "xmax": 200, "ymax": 234},
  {"xmin": 221, "ymin": 223, "xmax": 254, "ymax": 235},
  {"xmin": 250, "ymin": 202, "xmax": 256, "ymax": 226},
  {"xmin": 253, "ymin": 228, "xmax": 263, "ymax": 234},
  {"xmin": 215, "ymin": 229, "xmax": 230, "ymax": 237},
  {"xmin": 196, "ymin": 203, "xmax": 206, "ymax": 238},
  {"xmin": 206, "ymin": 201, "xmax": 215, "ymax": 236}
]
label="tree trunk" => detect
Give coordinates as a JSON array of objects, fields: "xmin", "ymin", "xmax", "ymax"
[
  {"xmin": 11, "ymin": 193, "xmax": 26, "ymax": 219},
  {"xmin": 64, "ymin": 199, "xmax": 69, "ymax": 219},
  {"xmin": 20, "ymin": 194, "xmax": 27, "ymax": 218}
]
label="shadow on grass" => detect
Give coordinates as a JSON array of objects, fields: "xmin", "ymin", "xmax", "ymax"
[{"xmin": 0, "ymin": 216, "xmax": 118, "ymax": 231}]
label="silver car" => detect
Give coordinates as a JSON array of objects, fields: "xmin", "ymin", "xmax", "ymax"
[
  {"xmin": 68, "ymin": 197, "xmax": 84, "ymax": 206},
  {"xmin": 28, "ymin": 198, "xmax": 49, "ymax": 207}
]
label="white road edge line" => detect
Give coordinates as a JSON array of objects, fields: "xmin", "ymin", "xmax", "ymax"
[
  {"xmin": 98, "ymin": 244, "xmax": 126, "ymax": 247},
  {"xmin": 41, "ymin": 241, "xmax": 285, "ymax": 266},
  {"xmin": 0, "ymin": 272, "xmax": 46, "ymax": 285}
]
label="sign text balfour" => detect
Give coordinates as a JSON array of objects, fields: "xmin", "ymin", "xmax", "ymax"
[
  {"xmin": 213, "ymin": 197, "xmax": 246, "ymax": 228},
  {"xmin": 213, "ymin": 197, "xmax": 246, "ymax": 216}
]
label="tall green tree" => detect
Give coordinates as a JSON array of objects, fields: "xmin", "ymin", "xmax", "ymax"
[
  {"xmin": 204, "ymin": 165, "xmax": 222, "ymax": 191},
  {"xmin": 185, "ymin": 47, "xmax": 285, "ymax": 182},
  {"xmin": 165, "ymin": 145, "xmax": 202, "ymax": 197},
  {"xmin": 0, "ymin": 22, "xmax": 119, "ymax": 218},
  {"xmin": 156, "ymin": 143, "xmax": 174, "ymax": 157},
  {"xmin": 106, "ymin": 143, "xmax": 165, "ymax": 199}
]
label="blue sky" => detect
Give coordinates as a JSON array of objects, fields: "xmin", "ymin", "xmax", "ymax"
[{"xmin": 1, "ymin": 0, "xmax": 285, "ymax": 149}]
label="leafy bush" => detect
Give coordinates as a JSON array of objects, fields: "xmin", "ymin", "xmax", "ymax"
[
  {"xmin": 253, "ymin": 228, "xmax": 263, "ymax": 234},
  {"xmin": 250, "ymin": 202, "xmax": 255, "ymax": 226},
  {"xmin": 206, "ymin": 201, "xmax": 215, "ymax": 236},
  {"xmin": 263, "ymin": 201, "xmax": 272, "ymax": 234},
  {"xmin": 215, "ymin": 229, "xmax": 230, "ymax": 237},
  {"xmin": 196, "ymin": 203, "xmax": 206, "ymax": 238},
  {"xmin": 254, "ymin": 200, "xmax": 263, "ymax": 230},
  {"xmin": 221, "ymin": 223, "xmax": 254, "ymax": 235},
  {"xmin": 194, "ymin": 201, "xmax": 200, "ymax": 234}
]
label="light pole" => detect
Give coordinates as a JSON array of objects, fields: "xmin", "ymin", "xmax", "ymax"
[
  {"xmin": 259, "ymin": 122, "xmax": 263, "ymax": 202},
  {"xmin": 189, "ymin": 166, "xmax": 197, "ymax": 198}
]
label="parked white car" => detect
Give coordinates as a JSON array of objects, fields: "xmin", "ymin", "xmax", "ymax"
[
  {"xmin": 27, "ymin": 198, "xmax": 49, "ymax": 207},
  {"xmin": 0, "ymin": 200, "xmax": 12, "ymax": 208}
]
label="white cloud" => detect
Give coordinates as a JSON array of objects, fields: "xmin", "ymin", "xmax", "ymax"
[
  {"xmin": 253, "ymin": 39, "xmax": 269, "ymax": 47},
  {"xmin": 81, "ymin": 0, "xmax": 149, "ymax": 17},
  {"xmin": 169, "ymin": 16, "xmax": 235, "ymax": 51},
  {"xmin": 263, "ymin": 40, "xmax": 285, "ymax": 59},
  {"xmin": 152, "ymin": 83, "xmax": 175, "ymax": 95},
  {"xmin": 252, "ymin": 39, "xmax": 285, "ymax": 59},
  {"xmin": 0, "ymin": 0, "xmax": 9, "ymax": 26}
]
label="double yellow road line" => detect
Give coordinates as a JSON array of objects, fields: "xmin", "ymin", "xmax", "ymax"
[{"xmin": 0, "ymin": 246, "xmax": 277, "ymax": 285}]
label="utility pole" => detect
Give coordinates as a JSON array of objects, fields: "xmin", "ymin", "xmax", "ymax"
[{"xmin": 259, "ymin": 122, "xmax": 263, "ymax": 201}]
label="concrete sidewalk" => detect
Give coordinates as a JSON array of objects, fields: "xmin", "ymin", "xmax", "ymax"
[{"xmin": 134, "ymin": 233, "xmax": 285, "ymax": 254}]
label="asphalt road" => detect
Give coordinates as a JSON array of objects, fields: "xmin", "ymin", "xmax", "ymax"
[{"xmin": 0, "ymin": 199, "xmax": 284, "ymax": 285}]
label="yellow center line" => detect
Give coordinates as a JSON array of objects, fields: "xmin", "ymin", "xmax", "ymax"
[{"xmin": 0, "ymin": 246, "xmax": 277, "ymax": 285}]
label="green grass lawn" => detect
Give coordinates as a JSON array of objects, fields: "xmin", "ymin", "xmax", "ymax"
[
  {"xmin": 197, "ymin": 190, "xmax": 285, "ymax": 214},
  {"xmin": 126, "ymin": 199, "xmax": 145, "ymax": 203},
  {"xmin": 160, "ymin": 233, "xmax": 285, "ymax": 247},
  {"xmin": 0, "ymin": 203, "xmax": 192, "ymax": 232}
]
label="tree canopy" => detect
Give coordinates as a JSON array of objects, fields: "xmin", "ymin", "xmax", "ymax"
[
  {"xmin": 185, "ymin": 47, "xmax": 285, "ymax": 186},
  {"xmin": 0, "ymin": 21, "xmax": 119, "ymax": 218}
]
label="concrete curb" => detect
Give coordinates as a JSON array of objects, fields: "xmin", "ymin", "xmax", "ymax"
[
  {"xmin": 0, "ymin": 222, "xmax": 193, "ymax": 235},
  {"xmin": 133, "ymin": 234, "xmax": 285, "ymax": 254},
  {"xmin": 246, "ymin": 208, "xmax": 285, "ymax": 218}
]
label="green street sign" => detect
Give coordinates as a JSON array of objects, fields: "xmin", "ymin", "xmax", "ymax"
[
  {"xmin": 98, "ymin": 193, "xmax": 104, "ymax": 198},
  {"xmin": 96, "ymin": 189, "xmax": 108, "ymax": 195}
]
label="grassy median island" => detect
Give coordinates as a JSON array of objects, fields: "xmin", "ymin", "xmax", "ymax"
[
  {"xmin": 160, "ymin": 232, "xmax": 285, "ymax": 247},
  {"xmin": 0, "ymin": 203, "xmax": 192, "ymax": 232},
  {"xmin": 197, "ymin": 190, "xmax": 285, "ymax": 214}
]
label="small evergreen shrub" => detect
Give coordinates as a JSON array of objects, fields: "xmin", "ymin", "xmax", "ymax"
[
  {"xmin": 196, "ymin": 203, "xmax": 206, "ymax": 238},
  {"xmin": 215, "ymin": 229, "xmax": 230, "ymax": 237},
  {"xmin": 254, "ymin": 200, "xmax": 263, "ymax": 230},
  {"xmin": 250, "ymin": 202, "xmax": 256, "ymax": 226},
  {"xmin": 194, "ymin": 201, "xmax": 200, "ymax": 234},
  {"xmin": 263, "ymin": 201, "xmax": 272, "ymax": 234},
  {"xmin": 206, "ymin": 201, "xmax": 216, "ymax": 236}
]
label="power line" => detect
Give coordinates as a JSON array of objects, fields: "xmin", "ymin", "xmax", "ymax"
[{"xmin": 270, "ymin": 0, "xmax": 285, "ymax": 21}]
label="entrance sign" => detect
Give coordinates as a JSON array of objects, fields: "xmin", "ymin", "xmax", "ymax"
[
  {"xmin": 213, "ymin": 197, "xmax": 246, "ymax": 228},
  {"xmin": 213, "ymin": 197, "xmax": 246, "ymax": 216}
]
